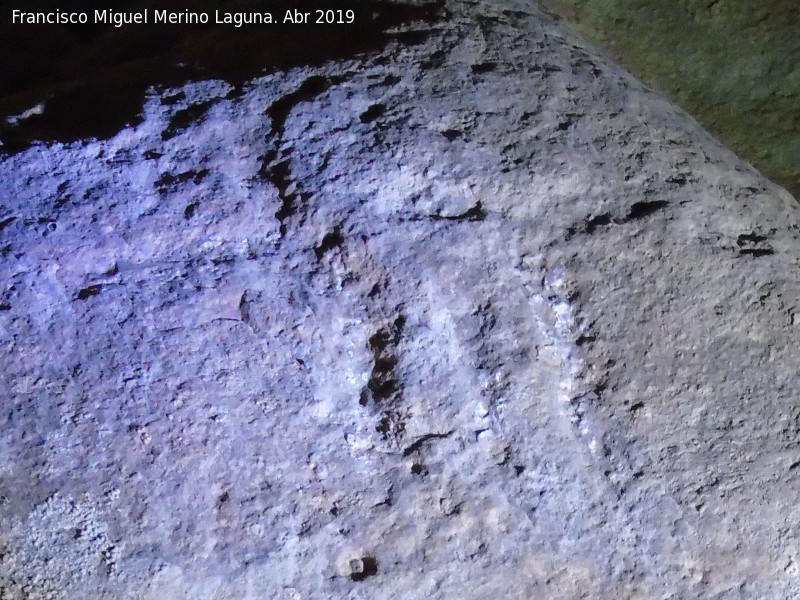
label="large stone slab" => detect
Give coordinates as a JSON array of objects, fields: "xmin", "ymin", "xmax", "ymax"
[{"xmin": 1, "ymin": 1, "xmax": 798, "ymax": 598}]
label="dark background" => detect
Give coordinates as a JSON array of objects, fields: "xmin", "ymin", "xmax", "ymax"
[{"xmin": 0, "ymin": 0, "xmax": 444, "ymax": 151}]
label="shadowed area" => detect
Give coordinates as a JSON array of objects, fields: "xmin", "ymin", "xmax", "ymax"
[{"xmin": 0, "ymin": 0, "xmax": 445, "ymax": 152}]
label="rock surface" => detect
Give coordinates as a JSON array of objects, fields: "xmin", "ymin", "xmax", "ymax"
[
  {"xmin": 536, "ymin": 0, "xmax": 800, "ymax": 198},
  {"xmin": 1, "ymin": 0, "xmax": 800, "ymax": 598}
]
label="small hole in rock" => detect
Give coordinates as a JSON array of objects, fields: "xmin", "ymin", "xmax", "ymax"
[
  {"xmin": 626, "ymin": 200, "xmax": 668, "ymax": 220},
  {"xmin": 349, "ymin": 556, "xmax": 378, "ymax": 581},
  {"xmin": 360, "ymin": 104, "xmax": 386, "ymax": 124},
  {"xmin": 314, "ymin": 227, "xmax": 344, "ymax": 259},
  {"xmin": 471, "ymin": 62, "xmax": 497, "ymax": 74},
  {"xmin": 76, "ymin": 285, "xmax": 101, "ymax": 300},
  {"xmin": 585, "ymin": 213, "xmax": 611, "ymax": 234}
]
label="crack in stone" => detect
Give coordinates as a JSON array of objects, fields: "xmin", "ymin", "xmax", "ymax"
[{"xmin": 260, "ymin": 76, "xmax": 342, "ymax": 237}]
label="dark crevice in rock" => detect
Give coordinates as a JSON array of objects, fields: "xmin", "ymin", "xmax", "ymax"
[
  {"xmin": 261, "ymin": 157, "xmax": 296, "ymax": 237},
  {"xmin": 238, "ymin": 291, "xmax": 252, "ymax": 326},
  {"xmin": 314, "ymin": 226, "xmax": 344, "ymax": 259},
  {"xmin": 428, "ymin": 203, "xmax": 487, "ymax": 222},
  {"xmin": 584, "ymin": 213, "xmax": 612, "ymax": 234},
  {"xmin": 421, "ymin": 48, "xmax": 448, "ymax": 70},
  {"xmin": 389, "ymin": 29, "xmax": 436, "ymax": 46},
  {"xmin": 737, "ymin": 232, "xmax": 768, "ymax": 245},
  {"xmin": 410, "ymin": 462, "xmax": 428, "ymax": 476},
  {"xmin": 0, "ymin": 0, "xmax": 446, "ymax": 152},
  {"xmin": 161, "ymin": 99, "xmax": 217, "ymax": 140},
  {"xmin": 739, "ymin": 247, "xmax": 775, "ymax": 257},
  {"xmin": 629, "ymin": 401, "xmax": 644, "ymax": 414},
  {"xmin": 155, "ymin": 168, "xmax": 208, "ymax": 194},
  {"xmin": 262, "ymin": 76, "xmax": 342, "ymax": 237},
  {"xmin": 440, "ymin": 129, "xmax": 462, "ymax": 141},
  {"xmin": 160, "ymin": 91, "xmax": 186, "ymax": 106},
  {"xmin": 569, "ymin": 201, "xmax": 670, "ymax": 237},
  {"xmin": 359, "ymin": 103, "xmax": 387, "ymax": 124},
  {"xmin": 736, "ymin": 230, "xmax": 774, "ymax": 257},
  {"xmin": 54, "ymin": 195, "xmax": 73, "ymax": 210},
  {"xmin": 75, "ymin": 285, "xmax": 101, "ymax": 300},
  {"xmin": 667, "ymin": 173, "xmax": 689, "ymax": 186},
  {"xmin": 471, "ymin": 61, "xmax": 497, "ymax": 74},
  {"xmin": 267, "ymin": 76, "xmax": 334, "ymax": 136},
  {"xmin": 401, "ymin": 431, "xmax": 454, "ymax": 457},
  {"xmin": 360, "ymin": 314, "xmax": 406, "ymax": 441},
  {"xmin": 556, "ymin": 112, "xmax": 583, "ymax": 131},
  {"xmin": 183, "ymin": 202, "xmax": 199, "ymax": 219},
  {"xmin": 625, "ymin": 200, "xmax": 669, "ymax": 221},
  {"xmin": 530, "ymin": 63, "xmax": 562, "ymax": 74}
]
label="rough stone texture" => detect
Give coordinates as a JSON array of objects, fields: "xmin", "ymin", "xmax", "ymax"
[
  {"xmin": 536, "ymin": 0, "xmax": 800, "ymax": 198},
  {"xmin": 1, "ymin": 1, "xmax": 800, "ymax": 598}
]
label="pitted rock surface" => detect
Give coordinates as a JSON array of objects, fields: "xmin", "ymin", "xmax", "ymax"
[{"xmin": 1, "ymin": 1, "xmax": 799, "ymax": 598}]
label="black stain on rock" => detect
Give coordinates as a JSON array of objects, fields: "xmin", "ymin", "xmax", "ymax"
[{"xmin": 0, "ymin": 0, "xmax": 446, "ymax": 152}]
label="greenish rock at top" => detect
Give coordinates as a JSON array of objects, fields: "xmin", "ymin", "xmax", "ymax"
[{"xmin": 538, "ymin": 0, "xmax": 800, "ymax": 198}]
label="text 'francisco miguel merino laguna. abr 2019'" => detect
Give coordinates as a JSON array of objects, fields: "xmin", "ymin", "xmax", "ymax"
[{"xmin": 11, "ymin": 9, "xmax": 357, "ymax": 27}]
